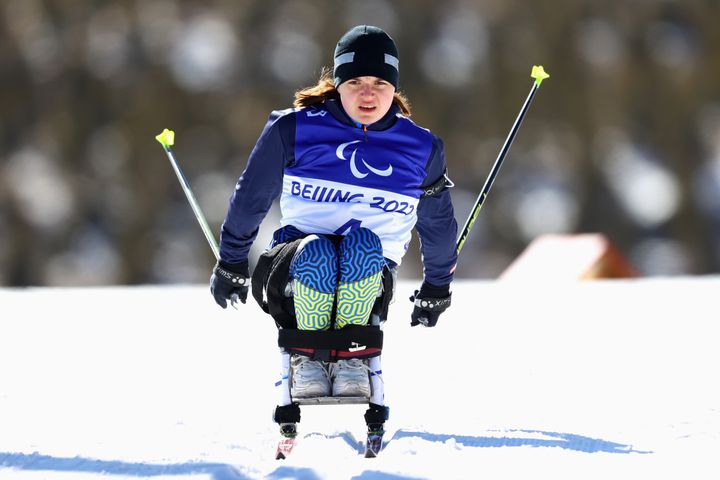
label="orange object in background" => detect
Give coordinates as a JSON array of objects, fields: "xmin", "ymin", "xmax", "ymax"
[{"xmin": 500, "ymin": 234, "xmax": 638, "ymax": 280}]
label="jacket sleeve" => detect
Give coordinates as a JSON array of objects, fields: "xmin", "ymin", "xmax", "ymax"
[
  {"xmin": 218, "ymin": 110, "xmax": 295, "ymax": 264},
  {"xmin": 414, "ymin": 136, "xmax": 458, "ymax": 287}
]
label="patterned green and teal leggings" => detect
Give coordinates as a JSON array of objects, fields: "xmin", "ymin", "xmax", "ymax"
[{"xmin": 289, "ymin": 228, "xmax": 384, "ymax": 331}]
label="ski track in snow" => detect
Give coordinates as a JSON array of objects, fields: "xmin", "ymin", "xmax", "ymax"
[{"xmin": 1, "ymin": 279, "xmax": 719, "ymax": 479}]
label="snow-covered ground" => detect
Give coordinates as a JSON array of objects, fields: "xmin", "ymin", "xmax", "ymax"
[{"xmin": 1, "ymin": 278, "xmax": 718, "ymax": 479}]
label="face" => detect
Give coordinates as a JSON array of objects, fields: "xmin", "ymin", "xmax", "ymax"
[{"xmin": 338, "ymin": 76, "xmax": 395, "ymax": 125}]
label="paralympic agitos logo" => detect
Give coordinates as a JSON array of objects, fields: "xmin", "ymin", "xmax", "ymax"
[{"xmin": 336, "ymin": 140, "xmax": 393, "ymax": 179}]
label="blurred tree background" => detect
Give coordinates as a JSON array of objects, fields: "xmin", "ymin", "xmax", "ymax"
[{"xmin": 1, "ymin": 0, "xmax": 719, "ymax": 286}]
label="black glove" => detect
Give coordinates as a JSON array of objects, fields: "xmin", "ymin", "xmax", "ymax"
[
  {"xmin": 210, "ymin": 260, "xmax": 250, "ymax": 309},
  {"xmin": 410, "ymin": 282, "xmax": 452, "ymax": 327}
]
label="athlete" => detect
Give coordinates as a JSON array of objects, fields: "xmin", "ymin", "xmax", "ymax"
[{"xmin": 210, "ymin": 25, "xmax": 457, "ymax": 399}]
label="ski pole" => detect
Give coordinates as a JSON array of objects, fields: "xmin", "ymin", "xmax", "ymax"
[
  {"xmin": 155, "ymin": 128, "xmax": 243, "ymax": 309},
  {"xmin": 155, "ymin": 129, "xmax": 242, "ymax": 308},
  {"xmin": 455, "ymin": 65, "xmax": 550, "ymax": 255},
  {"xmin": 155, "ymin": 128, "xmax": 220, "ymax": 259}
]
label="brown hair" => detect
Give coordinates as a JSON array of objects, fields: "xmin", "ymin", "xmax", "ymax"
[{"xmin": 293, "ymin": 67, "xmax": 412, "ymax": 116}]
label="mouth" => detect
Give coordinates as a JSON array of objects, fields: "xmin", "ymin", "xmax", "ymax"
[{"xmin": 358, "ymin": 105, "xmax": 376, "ymax": 113}]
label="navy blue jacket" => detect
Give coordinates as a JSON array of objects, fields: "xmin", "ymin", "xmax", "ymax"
[{"xmin": 219, "ymin": 99, "xmax": 457, "ymax": 287}]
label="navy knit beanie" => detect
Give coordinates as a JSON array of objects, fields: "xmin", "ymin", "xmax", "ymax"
[{"xmin": 333, "ymin": 25, "xmax": 399, "ymax": 89}]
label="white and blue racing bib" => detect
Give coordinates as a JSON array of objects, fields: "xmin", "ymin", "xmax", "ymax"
[{"xmin": 280, "ymin": 106, "xmax": 433, "ymax": 265}]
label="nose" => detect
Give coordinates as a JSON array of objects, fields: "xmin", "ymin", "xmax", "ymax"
[{"xmin": 360, "ymin": 83, "xmax": 373, "ymax": 95}]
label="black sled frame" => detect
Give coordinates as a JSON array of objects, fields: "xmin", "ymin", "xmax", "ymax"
[
  {"xmin": 252, "ymin": 239, "xmax": 393, "ymax": 451},
  {"xmin": 272, "ymin": 310, "xmax": 389, "ymax": 432}
]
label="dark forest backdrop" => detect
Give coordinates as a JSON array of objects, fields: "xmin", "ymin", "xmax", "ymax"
[{"xmin": 2, "ymin": 0, "xmax": 720, "ymax": 286}]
